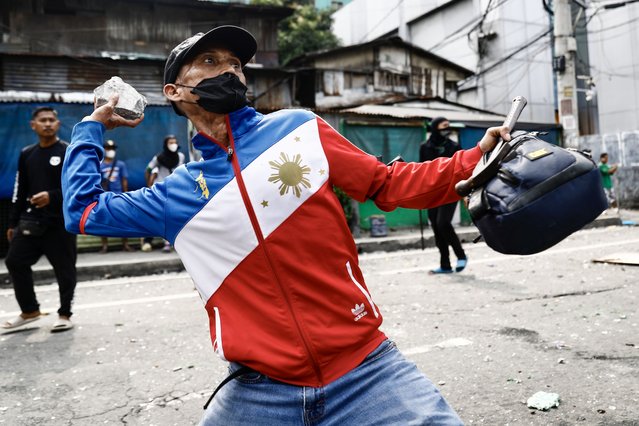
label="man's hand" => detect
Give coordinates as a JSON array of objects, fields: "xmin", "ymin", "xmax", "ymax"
[
  {"xmin": 6, "ymin": 228, "xmax": 14, "ymax": 242},
  {"xmin": 88, "ymin": 94, "xmax": 144, "ymax": 130},
  {"xmin": 478, "ymin": 126, "xmax": 512, "ymax": 153},
  {"xmin": 30, "ymin": 191, "xmax": 50, "ymax": 208}
]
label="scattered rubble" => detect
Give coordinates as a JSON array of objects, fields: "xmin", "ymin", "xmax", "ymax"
[{"xmin": 527, "ymin": 391, "xmax": 560, "ymax": 411}]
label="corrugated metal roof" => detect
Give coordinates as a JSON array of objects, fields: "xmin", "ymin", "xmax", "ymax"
[
  {"xmin": 342, "ymin": 104, "xmax": 507, "ymax": 123},
  {"xmin": 1, "ymin": 55, "xmax": 167, "ymax": 105},
  {"xmin": 0, "ymin": 90, "xmax": 168, "ymax": 106},
  {"xmin": 288, "ymin": 37, "xmax": 474, "ymax": 76}
]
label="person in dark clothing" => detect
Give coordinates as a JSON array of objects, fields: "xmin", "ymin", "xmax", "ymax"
[
  {"xmin": 2, "ymin": 106, "xmax": 77, "ymax": 332},
  {"xmin": 419, "ymin": 116, "xmax": 467, "ymax": 274}
]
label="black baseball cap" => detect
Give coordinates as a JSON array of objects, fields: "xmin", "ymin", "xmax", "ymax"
[{"xmin": 163, "ymin": 25, "xmax": 257, "ymax": 86}]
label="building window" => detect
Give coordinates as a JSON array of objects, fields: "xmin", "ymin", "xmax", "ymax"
[
  {"xmin": 444, "ymin": 80, "xmax": 457, "ymax": 100},
  {"xmin": 322, "ymin": 70, "xmax": 344, "ymax": 96},
  {"xmin": 374, "ymin": 70, "xmax": 408, "ymax": 94},
  {"xmin": 409, "ymin": 67, "xmax": 432, "ymax": 97}
]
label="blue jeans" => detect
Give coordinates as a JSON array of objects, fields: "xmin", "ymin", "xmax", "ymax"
[{"xmin": 200, "ymin": 340, "xmax": 463, "ymax": 425}]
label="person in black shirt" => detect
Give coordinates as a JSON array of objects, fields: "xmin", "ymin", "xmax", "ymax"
[
  {"xmin": 419, "ymin": 117, "xmax": 468, "ymax": 274},
  {"xmin": 2, "ymin": 107, "xmax": 77, "ymax": 332}
]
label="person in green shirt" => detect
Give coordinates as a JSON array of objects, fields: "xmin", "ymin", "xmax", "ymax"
[{"xmin": 599, "ymin": 152, "xmax": 618, "ymax": 209}]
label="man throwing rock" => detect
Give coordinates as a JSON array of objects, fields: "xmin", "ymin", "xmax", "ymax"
[{"xmin": 62, "ymin": 25, "xmax": 510, "ymax": 425}]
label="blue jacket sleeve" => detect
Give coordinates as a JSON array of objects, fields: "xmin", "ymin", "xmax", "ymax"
[{"xmin": 62, "ymin": 120, "xmax": 167, "ymax": 238}]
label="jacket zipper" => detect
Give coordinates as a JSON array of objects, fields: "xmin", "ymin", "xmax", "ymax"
[{"xmin": 220, "ymin": 116, "xmax": 324, "ymax": 385}]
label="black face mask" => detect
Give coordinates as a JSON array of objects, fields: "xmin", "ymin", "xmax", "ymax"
[
  {"xmin": 177, "ymin": 73, "xmax": 248, "ymax": 114},
  {"xmin": 439, "ymin": 129, "xmax": 452, "ymax": 138}
]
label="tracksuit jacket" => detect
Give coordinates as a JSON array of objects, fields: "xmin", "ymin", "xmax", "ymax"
[{"xmin": 62, "ymin": 106, "xmax": 482, "ymax": 387}]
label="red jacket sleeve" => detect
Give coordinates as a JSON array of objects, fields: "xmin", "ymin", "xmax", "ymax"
[{"xmin": 317, "ymin": 117, "xmax": 482, "ymax": 211}]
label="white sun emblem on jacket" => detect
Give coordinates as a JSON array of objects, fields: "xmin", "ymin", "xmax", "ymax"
[{"xmin": 268, "ymin": 152, "xmax": 311, "ymax": 198}]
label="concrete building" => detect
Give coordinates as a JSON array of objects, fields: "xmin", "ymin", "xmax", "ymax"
[
  {"xmin": 288, "ymin": 37, "xmax": 473, "ymax": 109},
  {"xmin": 332, "ymin": 0, "xmax": 639, "ymax": 137},
  {"xmin": 586, "ymin": 1, "xmax": 639, "ymax": 133},
  {"xmin": 332, "ymin": 0, "xmax": 557, "ymax": 125}
]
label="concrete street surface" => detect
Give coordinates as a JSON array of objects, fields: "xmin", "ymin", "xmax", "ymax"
[{"xmin": 1, "ymin": 224, "xmax": 638, "ymax": 425}]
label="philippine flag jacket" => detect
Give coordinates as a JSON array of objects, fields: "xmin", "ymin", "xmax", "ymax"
[{"xmin": 62, "ymin": 106, "xmax": 482, "ymax": 387}]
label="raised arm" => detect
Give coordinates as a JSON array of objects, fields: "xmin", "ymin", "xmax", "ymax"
[{"xmin": 62, "ymin": 96, "xmax": 167, "ymax": 238}]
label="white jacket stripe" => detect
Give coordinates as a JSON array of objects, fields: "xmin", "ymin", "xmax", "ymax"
[{"xmin": 174, "ymin": 178, "xmax": 258, "ymax": 302}]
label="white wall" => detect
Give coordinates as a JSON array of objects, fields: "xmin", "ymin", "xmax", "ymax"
[
  {"xmin": 587, "ymin": 3, "xmax": 639, "ymax": 133},
  {"xmin": 474, "ymin": 0, "xmax": 555, "ymax": 122},
  {"xmin": 411, "ymin": 0, "xmax": 479, "ymax": 71},
  {"xmin": 332, "ymin": 0, "xmax": 450, "ymax": 45}
]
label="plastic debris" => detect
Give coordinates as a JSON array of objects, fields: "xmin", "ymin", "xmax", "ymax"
[
  {"xmin": 94, "ymin": 76, "xmax": 147, "ymax": 120},
  {"xmin": 527, "ymin": 391, "xmax": 560, "ymax": 410},
  {"xmin": 592, "ymin": 252, "xmax": 639, "ymax": 266}
]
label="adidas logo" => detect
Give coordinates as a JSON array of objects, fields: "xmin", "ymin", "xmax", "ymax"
[
  {"xmin": 351, "ymin": 303, "xmax": 365, "ymax": 315},
  {"xmin": 351, "ymin": 303, "xmax": 368, "ymax": 321}
]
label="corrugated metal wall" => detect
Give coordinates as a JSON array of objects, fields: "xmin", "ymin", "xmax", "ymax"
[{"xmin": 2, "ymin": 56, "xmax": 166, "ymax": 104}]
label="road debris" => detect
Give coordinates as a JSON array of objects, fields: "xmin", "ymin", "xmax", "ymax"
[
  {"xmin": 592, "ymin": 252, "xmax": 639, "ymax": 266},
  {"xmin": 527, "ymin": 391, "xmax": 560, "ymax": 410}
]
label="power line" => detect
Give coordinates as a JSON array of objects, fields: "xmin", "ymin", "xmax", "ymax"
[
  {"xmin": 426, "ymin": 0, "xmax": 514, "ymax": 52},
  {"xmin": 476, "ymin": 0, "xmax": 496, "ymax": 34},
  {"xmin": 580, "ymin": 0, "xmax": 639, "ymax": 26},
  {"xmin": 473, "ymin": 28, "xmax": 552, "ymax": 78},
  {"xmin": 357, "ymin": 0, "xmax": 405, "ymax": 43},
  {"xmin": 483, "ymin": 41, "xmax": 553, "ymax": 110},
  {"xmin": 576, "ymin": 15, "xmax": 639, "ymax": 35},
  {"xmin": 481, "ymin": 40, "xmax": 552, "ymax": 89}
]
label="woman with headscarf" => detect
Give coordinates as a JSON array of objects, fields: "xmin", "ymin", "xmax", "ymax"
[
  {"xmin": 141, "ymin": 135, "xmax": 186, "ymax": 252},
  {"xmin": 419, "ymin": 117, "xmax": 467, "ymax": 274}
]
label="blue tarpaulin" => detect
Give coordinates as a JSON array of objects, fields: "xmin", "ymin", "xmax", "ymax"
[{"xmin": 0, "ymin": 103, "xmax": 188, "ymax": 199}]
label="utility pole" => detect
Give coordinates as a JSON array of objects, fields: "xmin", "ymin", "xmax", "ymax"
[{"xmin": 553, "ymin": 0, "xmax": 579, "ymax": 146}]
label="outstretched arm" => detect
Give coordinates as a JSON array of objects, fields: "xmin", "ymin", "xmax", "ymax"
[
  {"xmin": 372, "ymin": 126, "xmax": 509, "ymax": 210},
  {"xmin": 318, "ymin": 117, "xmax": 510, "ymax": 211}
]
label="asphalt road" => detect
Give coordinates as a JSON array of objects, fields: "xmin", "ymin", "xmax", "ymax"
[{"xmin": 1, "ymin": 225, "xmax": 638, "ymax": 425}]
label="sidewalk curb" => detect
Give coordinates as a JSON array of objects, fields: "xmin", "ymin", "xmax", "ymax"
[
  {"xmin": 0, "ymin": 257, "xmax": 186, "ymax": 288},
  {"xmin": 0, "ymin": 215, "xmax": 623, "ymax": 287}
]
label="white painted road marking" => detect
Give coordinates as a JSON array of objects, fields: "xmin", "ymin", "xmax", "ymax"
[{"xmin": 2, "ymin": 237, "xmax": 638, "ymax": 319}]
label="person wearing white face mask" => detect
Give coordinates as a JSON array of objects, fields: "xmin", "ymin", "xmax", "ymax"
[
  {"xmin": 99, "ymin": 140, "xmax": 133, "ymax": 253},
  {"xmin": 141, "ymin": 135, "xmax": 185, "ymax": 252}
]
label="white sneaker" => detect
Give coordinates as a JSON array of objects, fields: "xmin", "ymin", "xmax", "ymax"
[{"xmin": 141, "ymin": 242, "xmax": 152, "ymax": 252}]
